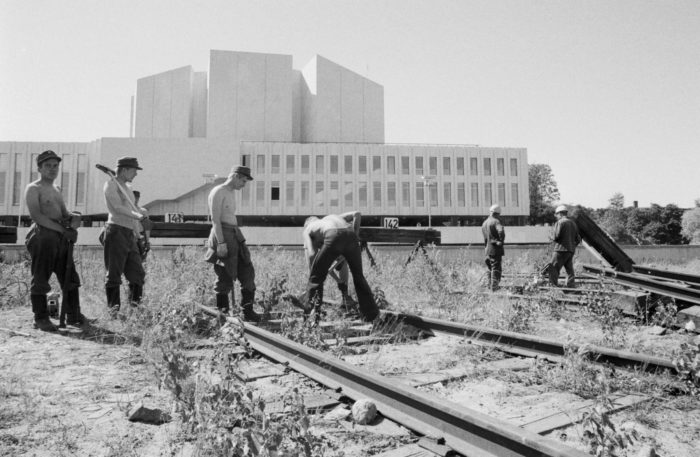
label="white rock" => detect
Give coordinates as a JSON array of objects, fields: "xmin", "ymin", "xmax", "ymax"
[
  {"xmin": 351, "ymin": 399, "xmax": 377, "ymax": 425},
  {"xmin": 324, "ymin": 405, "xmax": 351, "ymax": 421},
  {"xmin": 685, "ymin": 320, "xmax": 696, "ymax": 332},
  {"xmin": 646, "ymin": 325, "xmax": 666, "ymax": 336},
  {"xmin": 636, "ymin": 444, "xmax": 656, "ymax": 457}
]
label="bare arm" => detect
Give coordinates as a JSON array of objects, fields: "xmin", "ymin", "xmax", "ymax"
[
  {"xmin": 209, "ymin": 187, "xmax": 225, "ymax": 243},
  {"xmin": 339, "ymin": 211, "xmax": 361, "ymax": 234},
  {"xmin": 302, "ymin": 227, "xmax": 318, "ymax": 270},
  {"xmin": 24, "ymin": 186, "xmax": 66, "ymax": 233}
]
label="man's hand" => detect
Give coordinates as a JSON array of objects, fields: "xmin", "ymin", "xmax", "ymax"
[
  {"xmin": 141, "ymin": 216, "xmax": 154, "ymax": 232},
  {"xmin": 63, "ymin": 228, "xmax": 78, "ymax": 244},
  {"xmin": 68, "ymin": 212, "xmax": 82, "ymax": 229},
  {"xmin": 216, "ymin": 242, "xmax": 228, "ymax": 258}
]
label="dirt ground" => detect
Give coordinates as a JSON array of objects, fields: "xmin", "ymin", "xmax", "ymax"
[{"xmin": 1, "ymin": 302, "xmax": 699, "ymax": 457}]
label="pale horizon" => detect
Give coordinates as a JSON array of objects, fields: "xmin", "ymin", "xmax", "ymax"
[{"xmin": 2, "ymin": 0, "xmax": 698, "ymax": 209}]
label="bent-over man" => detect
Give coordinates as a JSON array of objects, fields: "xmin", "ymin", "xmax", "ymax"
[
  {"xmin": 549, "ymin": 205, "xmax": 582, "ymax": 287},
  {"xmin": 204, "ymin": 165, "xmax": 260, "ymax": 322},
  {"xmin": 24, "ymin": 150, "xmax": 84, "ymax": 331},
  {"xmin": 103, "ymin": 157, "xmax": 150, "ymax": 312},
  {"xmin": 481, "ymin": 204, "xmax": 505, "ymax": 291},
  {"xmin": 302, "ymin": 211, "xmax": 379, "ymax": 322}
]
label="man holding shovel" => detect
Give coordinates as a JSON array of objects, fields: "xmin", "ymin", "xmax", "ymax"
[
  {"xmin": 102, "ymin": 157, "xmax": 152, "ymax": 313},
  {"xmin": 24, "ymin": 150, "xmax": 85, "ymax": 331}
]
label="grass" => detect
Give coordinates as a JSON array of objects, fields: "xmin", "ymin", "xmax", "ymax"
[{"xmin": 1, "ymin": 244, "xmax": 699, "ymax": 456}]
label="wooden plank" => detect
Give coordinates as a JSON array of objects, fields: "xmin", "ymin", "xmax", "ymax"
[
  {"xmin": 233, "ymin": 360, "xmax": 286, "ymax": 381},
  {"xmin": 521, "ymin": 394, "xmax": 648, "ymax": 434},
  {"xmin": 264, "ymin": 392, "xmax": 340, "ymax": 414},
  {"xmin": 373, "ymin": 443, "xmax": 439, "ymax": 457}
]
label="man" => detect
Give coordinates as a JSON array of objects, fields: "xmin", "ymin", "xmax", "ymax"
[
  {"xmin": 204, "ymin": 165, "xmax": 260, "ymax": 322},
  {"xmin": 302, "ymin": 211, "xmax": 379, "ymax": 322},
  {"xmin": 549, "ymin": 205, "xmax": 582, "ymax": 287},
  {"xmin": 103, "ymin": 157, "xmax": 150, "ymax": 312},
  {"xmin": 24, "ymin": 150, "xmax": 83, "ymax": 331},
  {"xmin": 481, "ymin": 204, "xmax": 505, "ymax": 291}
]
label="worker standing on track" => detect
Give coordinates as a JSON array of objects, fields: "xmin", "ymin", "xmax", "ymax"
[
  {"xmin": 204, "ymin": 165, "xmax": 260, "ymax": 322},
  {"xmin": 301, "ymin": 211, "xmax": 379, "ymax": 322},
  {"xmin": 481, "ymin": 204, "xmax": 506, "ymax": 291},
  {"xmin": 548, "ymin": 205, "xmax": 582, "ymax": 288}
]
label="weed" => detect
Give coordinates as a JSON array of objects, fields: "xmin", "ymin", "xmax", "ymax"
[
  {"xmin": 650, "ymin": 299, "xmax": 678, "ymax": 328},
  {"xmin": 672, "ymin": 342, "xmax": 700, "ymax": 395},
  {"xmin": 582, "ymin": 292, "xmax": 628, "ymax": 348}
]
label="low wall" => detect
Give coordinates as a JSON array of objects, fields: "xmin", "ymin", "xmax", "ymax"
[{"xmin": 3, "ymin": 240, "xmax": 700, "ymax": 266}]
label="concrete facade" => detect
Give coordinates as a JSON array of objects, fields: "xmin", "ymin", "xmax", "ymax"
[
  {"xmin": 1, "ymin": 49, "xmax": 530, "ymax": 224},
  {"xmin": 134, "ymin": 66, "xmax": 207, "ymax": 138},
  {"xmin": 300, "ymin": 56, "xmax": 384, "ymax": 143}
]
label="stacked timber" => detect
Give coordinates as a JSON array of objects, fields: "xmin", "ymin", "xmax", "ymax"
[
  {"xmin": 570, "ymin": 207, "xmax": 635, "ymax": 273},
  {"xmin": 150, "ymin": 223, "xmax": 441, "ymax": 245}
]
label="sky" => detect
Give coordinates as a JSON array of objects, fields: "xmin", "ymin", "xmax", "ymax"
[{"xmin": 2, "ymin": 0, "xmax": 699, "ymax": 209}]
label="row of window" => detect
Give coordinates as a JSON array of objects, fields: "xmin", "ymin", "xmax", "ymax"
[
  {"xmin": 246, "ymin": 154, "xmax": 520, "ymax": 177},
  {"xmin": 240, "ymin": 181, "xmax": 520, "ymax": 209},
  {"xmin": 0, "ymin": 153, "xmax": 87, "ymax": 207}
]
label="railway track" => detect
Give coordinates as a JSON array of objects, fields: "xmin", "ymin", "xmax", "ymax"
[
  {"xmin": 582, "ymin": 264, "xmax": 700, "ymax": 306},
  {"xmin": 198, "ymin": 303, "xmax": 588, "ymax": 457}
]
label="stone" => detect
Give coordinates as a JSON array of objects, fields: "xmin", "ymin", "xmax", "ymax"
[
  {"xmin": 646, "ymin": 325, "xmax": 666, "ymax": 336},
  {"xmin": 351, "ymin": 398, "xmax": 377, "ymax": 425},
  {"xmin": 127, "ymin": 402, "xmax": 171, "ymax": 424},
  {"xmin": 636, "ymin": 444, "xmax": 656, "ymax": 457}
]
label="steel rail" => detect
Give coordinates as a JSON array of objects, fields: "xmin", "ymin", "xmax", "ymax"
[
  {"xmin": 583, "ymin": 264, "xmax": 700, "ymax": 306},
  {"xmin": 381, "ymin": 311, "xmax": 676, "ymax": 375},
  {"xmin": 198, "ymin": 304, "xmax": 586, "ymax": 457},
  {"xmin": 632, "ymin": 265, "xmax": 700, "ymax": 288}
]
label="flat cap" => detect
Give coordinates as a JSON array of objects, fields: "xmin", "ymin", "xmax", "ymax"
[
  {"xmin": 37, "ymin": 150, "xmax": 62, "ymax": 166},
  {"xmin": 116, "ymin": 157, "xmax": 142, "ymax": 170},
  {"xmin": 555, "ymin": 205, "xmax": 568, "ymax": 214},
  {"xmin": 489, "ymin": 204, "xmax": 501, "ymax": 214},
  {"xmin": 231, "ymin": 165, "xmax": 253, "ymax": 180}
]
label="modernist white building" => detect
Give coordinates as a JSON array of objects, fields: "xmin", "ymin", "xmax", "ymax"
[{"xmin": 0, "ymin": 50, "xmax": 529, "ymax": 227}]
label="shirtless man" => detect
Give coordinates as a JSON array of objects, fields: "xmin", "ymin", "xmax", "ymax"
[
  {"xmin": 24, "ymin": 150, "xmax": 83, "ymax": 331},
  {"xmin": 302, "ymin": 211, "xmax": 379, "ymax": 322},
  {"xmin": 103, "ymin": 157, "xmax": 149, "ymax": 312},
  {"xmin": 204, "ymin": 165, "xmax": 260, "ymax": 322}
]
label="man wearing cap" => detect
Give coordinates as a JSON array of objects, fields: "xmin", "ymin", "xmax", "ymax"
[
  {"xmin": 24, "ymin": 150, "xmax": 84, "ymax": 331},
  {"xmin": 549, "ymin": 205, "xmax": 582, "ymax": 287},
  {"xmin": 205, "ymin": 165, "xmax": 260, "ymax": 322},
  {"xmin": 103, "ymin": 157, "xmax": 150, "ymax": 312},
  {"xmin": 481, "ymin": 204, "xmax": 506, "ymax": 291}
]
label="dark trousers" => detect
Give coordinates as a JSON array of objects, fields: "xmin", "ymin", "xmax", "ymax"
[
  {"xmin": 208, "ymin": 228, "xmax": 256, "ymax": 296},
  {"xmin": 103, "ymin": 224, "xmax": 145, "ymax": 288},
  {"xmin": 549, "ymin": 251, "xmax": 576, "ymax": 287},
  {"xmin": 484, "ymin": 255, "xmax": 502, "ymax": 291},
  {"xmin": 307, "ymin": 229, "xmax": 378, "ymax": 320},
  {"xmin": 26, "ymin": 224, "xmax": 81, "ymax": 296}
]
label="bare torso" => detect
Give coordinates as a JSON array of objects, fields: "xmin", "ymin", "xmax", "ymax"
[
  {"xmin": 26, "ymin": 180, "xmax": 67, "ymax": 225},
  {"xmin": 209, "ymin": 184, "xmax": 238, "ymax": 226}
]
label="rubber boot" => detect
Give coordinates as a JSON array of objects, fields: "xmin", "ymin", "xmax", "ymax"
[
  {"xmin": 241, "ymin": 290, "xmax": 261, "ymax": 323},
  {"xmin": 216, "ymin": 293, "xmax": 230, "ymax": 314},
  {"xmin": 106, "ymin": 286, "xmax": 121, "ymax": 318},
  {"xmin": 65, "ymin": 289, "xmax": 87, "ymax": 326},
  {"xmin": 31, "ymin": 294, "xmax": 58, "ymax": 332},
  {"xmin": 128, "ymin": 283, "xmax": 143, "ymax": 306}
]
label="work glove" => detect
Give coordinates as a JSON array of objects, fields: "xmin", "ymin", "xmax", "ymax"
[
  {"xmin": 68, "ymin": 212, "xmax": 82, "ymax": 229},
  {"xmin": 216, "ymin": 242, "xmax": 228, "ymax": 259},
  {"xmin": 140, "ymin": 216, "xmax": 154, "ymax": 232},
  {"xmin": 64, "ymin": 228, "xmax": 78, "ymax": 244}
]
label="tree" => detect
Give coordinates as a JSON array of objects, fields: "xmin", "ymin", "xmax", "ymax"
[
  {"xmin": 681, "ymin": 200, "xmax": 700, "ymax": 244},
  {"xmin": 608, "ymin": 192, "xmax": 624, "ymax": 210},
  {"xmin": 528, "ymin": 164, "xmax": 560, "ymax": 225}
]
